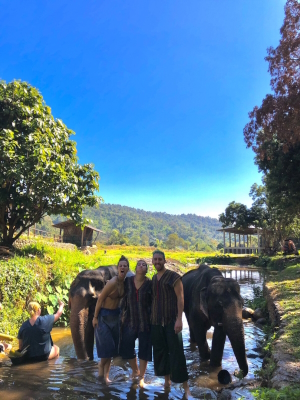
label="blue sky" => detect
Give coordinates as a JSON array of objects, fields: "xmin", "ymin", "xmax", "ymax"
[{"xmin": 0, "ymin": 1, "xmax": 285, "ymax": 218}]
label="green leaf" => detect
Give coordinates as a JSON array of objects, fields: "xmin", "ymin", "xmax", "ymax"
[
  {"xmin": 47, "ymin": 305, "xmax": 54, "ymax": 314},
  {"xmin": 46, "ymin": 285, "xmax": 53, "ymax": 293}
]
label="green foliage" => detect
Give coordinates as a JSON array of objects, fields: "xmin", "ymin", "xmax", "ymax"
[
  {"xmin": 244, "ymin": 286, "xmax": 268, "ymax": 314},
  {"xmin": 251, "ymin": 387, "xmax": 300, "ymax": 399},
  {"xmin": 197, "ymin": 254, "xmax": 238, "ymax": 265},
  {"xmin": 0, "ymin": 80, "xmax": 100, "ymax": 247},
  {"xmin": 36, "ymin": 278, "xmax": 72, "ymax": 326},
  {"xmin": 0, "ymin": 257, "xmax": 48, "ymax": 336},
  {"xmin": 77, "ymin": 203, "xmax": 221, "ymax": 250},
  {"xmin": 255, "ymin": 255, "xmax": 272, "ymax": 268}
]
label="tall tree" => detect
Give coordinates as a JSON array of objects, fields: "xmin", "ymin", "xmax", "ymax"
[
  {"xmin": 244, "ymin": 0, "xmax": 300, "ymax": 154},
  {"xmin": 0, "ymin": 81, "xmax": 100, "ymax": 246}
]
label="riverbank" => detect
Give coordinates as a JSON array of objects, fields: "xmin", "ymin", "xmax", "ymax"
[
  {"xmin": 250, "ymin": 255, "xmax": 300, "ymax": 399},
  {"xmin": 0, "ymin": 239, "xmax": 238, "ymax": 336}
]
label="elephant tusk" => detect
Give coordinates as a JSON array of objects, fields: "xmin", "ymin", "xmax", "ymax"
[{"xmin": 88, "ymin": 282, "xmax": 97, "ymax": 298}]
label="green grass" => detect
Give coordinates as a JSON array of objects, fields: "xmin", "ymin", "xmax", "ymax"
[
  {"xmin": 251, "ymin": 387, "xmax": 300, "ymax": 399},
  {"xmin": 266, "ymin": 263, "xmax": 300, "ymax": 360}
]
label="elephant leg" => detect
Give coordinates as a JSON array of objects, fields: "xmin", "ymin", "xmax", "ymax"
[
  {"xmin": 70, "ymin": 296, "xmax": 89, "ymax": 360},
  {"xmin": 191, "ymin": 319, "xmax": 210, "ymax": 360},
  {"xmin": 85, "ymin": 303, "xmax": 96, "ymax": 360},
  {"xmin": 210, "ymin": 326, "xmax": 226, "ymax": 367},
  {"xmin": 185, "ymin": 312, "xmax": 196, "ymax": 344}
]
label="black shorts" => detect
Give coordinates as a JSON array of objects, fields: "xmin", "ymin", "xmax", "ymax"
[{"xmin": 119, "ymin": 325, "xmax": 152, "ymax": 362}]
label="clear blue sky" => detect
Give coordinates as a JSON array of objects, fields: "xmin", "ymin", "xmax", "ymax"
[{"xmin": 0, "ymin": 1, "xmax": 285, "ymax": 218}]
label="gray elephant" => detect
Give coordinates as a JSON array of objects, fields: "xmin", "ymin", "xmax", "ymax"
[
  {"xmin": 69, "ymin": 265, "xmax": 134, "ymax": 360},
  {"xmin": 182, "ymin": 264, "xmax": 248, "ymax": 377}
]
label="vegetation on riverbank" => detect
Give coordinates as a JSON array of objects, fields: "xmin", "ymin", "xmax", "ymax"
[
  {"xmin": 249, "ymin": 256, "xmax": 300, "ymax": 397},
  {"xmin": 1, "ymin": 240, "xmax": 234, "ymax": 336}
]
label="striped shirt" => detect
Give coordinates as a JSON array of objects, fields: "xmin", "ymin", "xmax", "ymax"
[
  {"xmin": 151, "ymin": 269, "xmax": 181, "ymax": 326},
  {"xmin": 121, "ymin": 276, "xmax": 152, "ymax": 333}
]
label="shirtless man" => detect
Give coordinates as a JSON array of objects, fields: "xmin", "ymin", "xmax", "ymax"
[{"xmin": 92, "ymin": 255, "xmax": 129, "ymax": 384}]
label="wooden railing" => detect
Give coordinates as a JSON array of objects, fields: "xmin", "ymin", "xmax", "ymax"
[{"xmin": 27, "ymin": 227, "xmax": 62, "ymax": 242}]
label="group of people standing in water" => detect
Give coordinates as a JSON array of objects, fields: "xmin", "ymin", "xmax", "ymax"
[
  {"xmin": 92, "ymin": 250, "xmax": 191, "ymax": 399},
  {"xmin": 14, "ymin": 250, "xmax": 192, "ymax": 399}
]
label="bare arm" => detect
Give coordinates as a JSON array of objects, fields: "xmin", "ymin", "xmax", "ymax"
[
  {"xmin": 92, "ymin": 278, "xmax": 117, "ymax": 328},
  {"xmin": 54, "ymin": 299, "xmax": 65, "ymax": 323},
  {"xmin": 174, "ymin": 279, "xmax": 184, "ymax": 334}
]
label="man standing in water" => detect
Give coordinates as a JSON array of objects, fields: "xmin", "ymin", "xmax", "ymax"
[{"xmin": 151, "ymin": 250, "xmax": 192, "ymax": 399}]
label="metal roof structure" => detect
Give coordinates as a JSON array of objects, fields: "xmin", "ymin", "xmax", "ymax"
[
  {"xmin": 53, "ymin": 220, "xmax": 104, "ymax": 233},
  {"xmin": 216, "ymin": 227, "xmax": 263, "ymax": 235}
]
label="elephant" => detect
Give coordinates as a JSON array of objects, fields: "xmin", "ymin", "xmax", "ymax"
[
  {"xmin": 69, "ymin": 265, "xmax": 134, "ymax": 360},
  {"xmin": 182, "ymin": 264, "xmax": 248, "ymax": 377}
]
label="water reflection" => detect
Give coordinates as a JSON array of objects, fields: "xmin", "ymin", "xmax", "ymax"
[{"xmin": 0, "ymin": 267, "xmax": 264, "ymax": 399}]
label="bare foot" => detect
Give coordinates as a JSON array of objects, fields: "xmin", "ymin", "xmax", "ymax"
[
  {"xmin": 164, "ymin": 380, "xmax": 171, "ymax": 389},
  {"xmin": 139, "ymin": 377, "xmax": 145, "ymax": 388},
  {"xmin": 131, "ymin": 372, "xmax": 140, "ymax": 380},
  {"xmin": 105, "ymin": 377, "xmax": 112, "ymax": 385}
]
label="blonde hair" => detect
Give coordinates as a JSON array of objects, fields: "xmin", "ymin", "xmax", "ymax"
[{"xmin": 28, "ymin": 302, "xmax": 41, "ymax": 317}]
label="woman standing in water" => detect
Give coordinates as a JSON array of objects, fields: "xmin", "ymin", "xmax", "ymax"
[
  {"xmin": 92, "ymin": 255, "xmax": 129, "ymax": 385},
  {"xmin": 119, "ymin": 259, "xmax": 152, "ymax": 387}
]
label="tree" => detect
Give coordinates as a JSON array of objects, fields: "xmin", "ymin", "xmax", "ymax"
[
  {"xmin": 0, "ymin": 81, "xmax": 100, "ymax": 247},
  {"xmin": 219, "ymin": 202, "xmax": 250, "ymax": 228},
  {"xmin": 165, "ymin": 233, "xmax": 179, "ymax": 249},
  {"xmin": 106, "ymin": 229, "xmax": 128, "ymax": 245},
  {"xmin": 244, "ymin": 0, "xmax": 300, "ymax": 155}
]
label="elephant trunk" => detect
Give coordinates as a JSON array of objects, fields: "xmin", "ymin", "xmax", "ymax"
[
  {"xmin": 223, "ymin": 306, "xmax": 248, "ymax": 377},
  {"xmin": 70, "ymin": 296, "xmax": 89, "ymax": 360}
]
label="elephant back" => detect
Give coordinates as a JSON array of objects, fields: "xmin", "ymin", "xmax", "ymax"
[{"xmin": 69, "ymin": 265, "xmax": 118, "ymax": 298}]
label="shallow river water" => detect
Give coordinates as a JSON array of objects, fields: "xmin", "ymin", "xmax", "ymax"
[{"xmin": 0, "ymin": 267, "xmax": 265, "ymax": 399}]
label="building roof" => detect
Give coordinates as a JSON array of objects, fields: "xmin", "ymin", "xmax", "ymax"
[
  {"xmin": 52, "ymin": 219, "xmax": 104, "ymax": 233},
  {"xmin": 216, "ymin": 227, "xmax": 263, "ymax": 235}
]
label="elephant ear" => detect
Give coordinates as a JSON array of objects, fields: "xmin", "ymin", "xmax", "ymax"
[{"xmin": 200, "ymin": 287, "xmax": 209, "ymax": 319}]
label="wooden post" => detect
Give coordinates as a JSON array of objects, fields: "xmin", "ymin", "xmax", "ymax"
[
  {"xmin": 223, "ymin": 230, "xmax": 225, "ymax": 252},
  {"xmin": 81, "ymin": 228, "xmax": 84, "ymax": 247},
  {"xmin": 234, "ymin": 233, "xmax": 236, "ymax": 248}
]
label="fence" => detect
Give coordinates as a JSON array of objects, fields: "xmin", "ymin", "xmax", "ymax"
[{"xmin": 27, "ymin": 226, "xmax": 62, "ymax": 242}]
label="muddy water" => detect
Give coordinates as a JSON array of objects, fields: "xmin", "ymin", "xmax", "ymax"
[{"xmin": 0, "ymin": 267, "xmax": 264, "ymax": 399}]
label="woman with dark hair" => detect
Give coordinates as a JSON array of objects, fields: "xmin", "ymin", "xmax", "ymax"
[
  {"xmin": 92, "ymin": 255, "xmax": 129, "ymax": 385},
  {"xmin": 119, "ymin": 259, "xmax": 152, "ymax": 387}
]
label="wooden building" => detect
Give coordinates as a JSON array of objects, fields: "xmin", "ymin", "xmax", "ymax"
[
  {"xmin": 217, "ymin": 227, "xmax": 265, "ymax": 254},
  {"xmin": 52, "ymin": 220, "xmax": 103, "ymax": 247}
]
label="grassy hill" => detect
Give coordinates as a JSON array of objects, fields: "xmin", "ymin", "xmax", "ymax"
[
  {"xmin": 84, "ymin": 204, "xmax": 222, "ymax": 250},
  {"xmin": 38, "ymin": 204, "xmax": 222, "ymax": 250}
]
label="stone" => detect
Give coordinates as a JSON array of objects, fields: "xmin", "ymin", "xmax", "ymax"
[
  {"xmin": 242, "ymin": 307, "xmax": 254, "ymax": 319},
  {"xmin": 255, "ymin": 317, "xmax": 267, "ymax": 325},
  {"xmin": 218, "ymin": 389, "xmax": 232, "ymax": 399},
  {"xmin": 192, "ymin": 388, "xmax": 217, "ymax": 399},
  {"xmin": 252, "ymin": 308, "xmax": 264, "ymax": 320}
]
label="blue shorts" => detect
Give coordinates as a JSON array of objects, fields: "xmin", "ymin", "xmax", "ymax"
[
  {"xmin": 95, "ymin": 308, "xmax": 120, "ymax": 358},
  {"xmin": 119, "ymin": 325, "xmax": 152, "ymax": 362}
]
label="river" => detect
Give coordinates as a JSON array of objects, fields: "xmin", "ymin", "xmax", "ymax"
[{"xmin": 0, "ymin": 267, "xmax": 265, "ymax": 399}]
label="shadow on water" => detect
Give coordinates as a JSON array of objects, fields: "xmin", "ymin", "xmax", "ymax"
[{"xmin": 0, "ymin": 267, "xmax": 265, "ymax": 399}]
